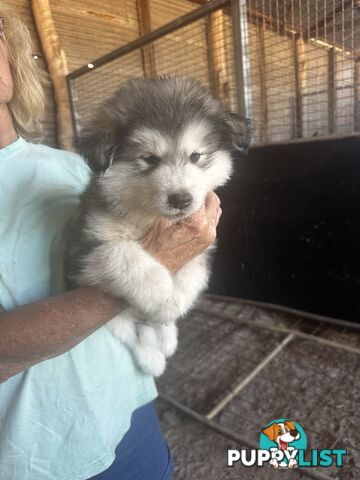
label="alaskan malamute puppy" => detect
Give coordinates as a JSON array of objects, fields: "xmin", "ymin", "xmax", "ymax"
[{"xmin": 66, "ymin": 77, "xmax": 252, "ymax": 376}]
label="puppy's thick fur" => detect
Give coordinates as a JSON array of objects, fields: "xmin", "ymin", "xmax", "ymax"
[{"xmin": 66, "ymin": 77, "xmax": 252, "ymax": 376}]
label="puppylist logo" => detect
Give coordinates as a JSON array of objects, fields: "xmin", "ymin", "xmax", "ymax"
[
  {"xmin": 260, "ymin": 419, "xmax": 306, "ymax": 468},
  {"xmin": 228, "ymin": 418, "xmax": 347, "ymax": 470}
]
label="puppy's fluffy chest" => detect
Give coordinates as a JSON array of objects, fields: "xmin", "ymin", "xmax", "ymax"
[{"xmin": 85, "ymin": 209, "xmax": 153, "ymax": 244}]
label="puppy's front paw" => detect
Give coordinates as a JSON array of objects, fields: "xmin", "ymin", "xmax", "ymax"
[
  {"xmin": 149, "ymin": 295, "xmax": 188, "ymax": 324},
  {"xmin": 157, "ymin": 323, "xmax": 178, "ymax": 358},
  {"xmin": 133, "ymin": 344, "xmax": 166, "ymax": 377},
  {"xmin": 107, "ymin": 310, "xmax": 137, "ymax": 344},
  {"xmin": 133, "ymin": 265, "xmax": 175, "ymax": 321}
]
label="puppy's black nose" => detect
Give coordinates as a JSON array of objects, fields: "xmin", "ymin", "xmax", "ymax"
[
  {"xmin": 168, "ymin": 191, "xmax": 192, "ymax": 210},
  {"xmin": 290, "ymin": 430, "xmax": 298, "ymax": 437}
]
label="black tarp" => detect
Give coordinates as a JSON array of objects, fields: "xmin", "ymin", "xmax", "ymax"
[{"xmin": 211, "ymin": 136, "xmax": 360, "ymax": 322}]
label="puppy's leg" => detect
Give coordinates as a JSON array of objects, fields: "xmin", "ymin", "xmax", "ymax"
[
  {"xmin": 156, "ymin": 322, "xmax": 178, "ymax": 358},
  {"xmin": 132, "ymin": 324, "xmax": 166, "ymax": 377},
  {"xmin": 107, "ymin": 308, "xmax": 137, "ymax": 345},
  {"xmin": 173, "ymin": 251, "xmax": 210, "ymax": 307},
  {"xmin": 78, "ymin": 241, "xmax": 175, "ymax": 323},
  {"xmin": 145, "ymin": 252, "xmax": 210, "ymax": 361},
  {"xmin": 149, "ymin": 251, "xmax": 211, "ymax": 324},
  {"xmin": 107, "ymin": 309, "xmax": 166, "ymax": 376}
]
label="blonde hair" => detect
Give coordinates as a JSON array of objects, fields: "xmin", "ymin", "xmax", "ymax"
[{"xmin": 0, "ymin": 1, "xmax": 46, "ymax": 140}]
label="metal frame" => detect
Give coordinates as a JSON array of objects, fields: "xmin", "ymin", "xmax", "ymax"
[
  {"xmin": 159, "ymin": 291, "xmax": 360, "ymax": 480},
  {"xmin": 230, "ymin": 0, "xmax": 247, "ymax": 116},
  {"xmin": 206, "ymin": 293, "xmax": 360, "ymax": 331},
  {"xmin": 159, "ymin": 393, "xmax": 334, "ymax": 480}
]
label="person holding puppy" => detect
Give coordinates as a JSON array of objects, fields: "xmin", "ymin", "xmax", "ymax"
[{"xmin": 0, "ymin": 4, "xmax": 222, "ymax": 480}]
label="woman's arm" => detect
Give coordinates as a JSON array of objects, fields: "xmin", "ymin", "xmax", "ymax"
[
  {"xmin": 0, "ymin": 192, "xmax": 221, "ymax": 382},
  {"xmin": 0, "ymin": 287, "xmax": 125, "ymax": 382}
]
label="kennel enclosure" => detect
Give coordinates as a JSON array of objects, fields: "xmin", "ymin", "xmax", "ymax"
[{"xmin": 67, "ymin": 0, "xmax": 360, "ymax": 146}]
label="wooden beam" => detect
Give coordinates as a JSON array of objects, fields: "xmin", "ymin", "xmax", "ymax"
[
  {"xmin": 48, "ymin": 4, "xmax": 138, "ymax": 29},
  {"xmin": 206, "ymin": 9, "xmax": 230, "ymax": 105},
  {"xmin": 189, "ymin": 0, "xmax": 208, "ymax": 5},
  {"xmin": 205, "ymin": 16, "xmax": 217, "ymax": 97},
  {"xmin": 31, "ymin": 0, "xmax": 74, "ymax": 150},
  {"xmin": 136, "ymin": 0, "xmax": 156, "ymax": 78},
  {"xmin": 328, "ymin": 48, "xmax": 336, "ymax": 135}
]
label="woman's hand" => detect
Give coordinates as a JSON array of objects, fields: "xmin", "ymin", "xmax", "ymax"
[{"xmin": 141, "ymin": 192, "xmax": 222, "ymax": 273}]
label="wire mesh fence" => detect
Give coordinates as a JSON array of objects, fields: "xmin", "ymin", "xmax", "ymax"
[
  {"xmin": 246, "ymin": 0, "xmax": 360, "ymax": 143},
  {"xmin": 67, "ymin": 0, "xmax": 360, "ymax": 146}
]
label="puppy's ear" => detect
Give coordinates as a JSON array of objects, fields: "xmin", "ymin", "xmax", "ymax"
[
  {"xmin": 225, "ymin": 113, "xmax": 254, "ymax": 153},
  {"xmin": 262, "ymin": 423, "xmax": 277, "ymax": 442},
  {"xmin": 77, "ymin": 129, "xmax": 116, "ymax": 174}
]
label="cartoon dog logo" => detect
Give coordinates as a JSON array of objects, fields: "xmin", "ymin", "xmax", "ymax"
[{"xmin": 262, "ymin": 420, "xmax": 301, "ymax": 468}]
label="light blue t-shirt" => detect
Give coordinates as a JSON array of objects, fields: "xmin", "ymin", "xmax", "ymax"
[{"xmin": 0, "ymin": 138, "xmax": 157, "ymax": 480}]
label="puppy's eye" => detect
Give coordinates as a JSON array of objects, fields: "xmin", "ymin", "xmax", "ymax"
[
  {"xmin": 190, "ymin": 152, "xmax": 201, "ymax": 163},
  {"xmin": 144, "ymin": 155, "xmax": 161, "ymax": 165}
]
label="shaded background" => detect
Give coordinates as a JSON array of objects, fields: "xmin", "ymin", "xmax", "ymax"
[{"xmin": 211, "ymin": 136, "xmax": 360, "ymax": 321}]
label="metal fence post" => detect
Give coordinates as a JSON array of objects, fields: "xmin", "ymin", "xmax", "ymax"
[{"xmin": 231, "ymin": 0, "xmax": 249, "ymax": 117}]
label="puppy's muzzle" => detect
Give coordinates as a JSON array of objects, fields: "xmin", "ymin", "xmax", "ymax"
[{"xmin": 168, "ymin": 191, "xmax": 192, "ymax": 210}]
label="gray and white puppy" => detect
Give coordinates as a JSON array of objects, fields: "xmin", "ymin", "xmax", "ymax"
[{"xmin": 66, "ymin": 77, "xmax": 252, "ymax": 377}]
